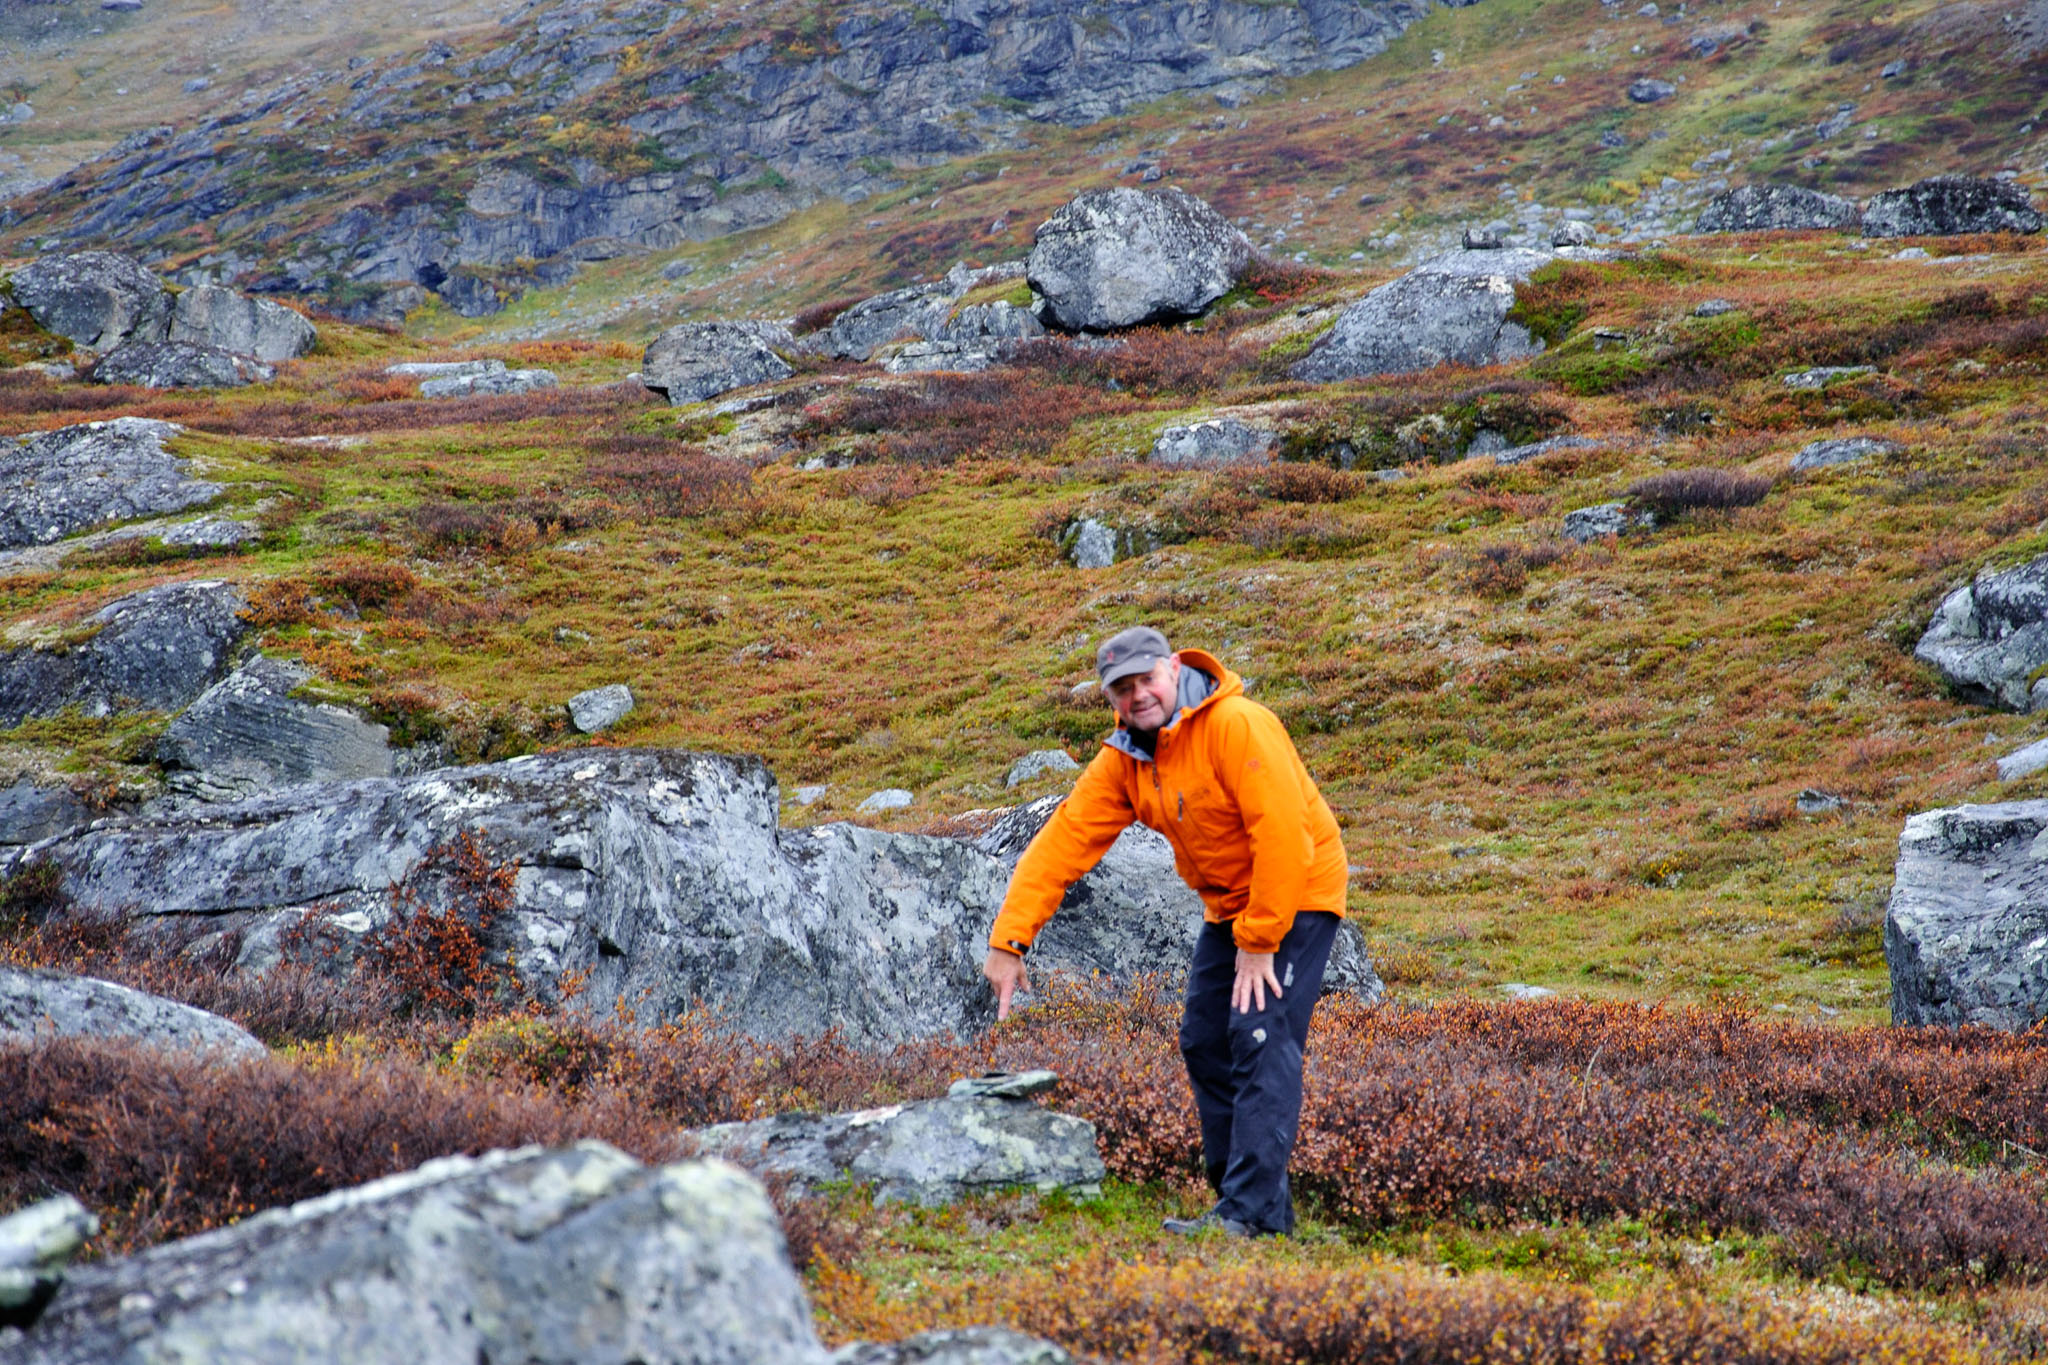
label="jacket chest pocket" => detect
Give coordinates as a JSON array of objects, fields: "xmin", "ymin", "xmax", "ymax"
[{"xmin": 1178, "ymin": 782, "xmax": 1238, "ymax": 835}]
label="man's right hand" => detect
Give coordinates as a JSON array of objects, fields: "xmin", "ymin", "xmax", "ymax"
[{"xmin": 984, "ymin": 948, "xmax": 1031, "ymax": 1021}]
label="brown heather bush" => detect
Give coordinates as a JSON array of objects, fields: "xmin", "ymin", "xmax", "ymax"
[
  {"xmin": 1468, "ymin": 541, "xmax": 1574, "ymax": 597},
  {"xmin": 582, "ymin": 433, "xmax": 754, "ymax": 518},
  {"xmin": 1227, "ymin": 462, "xmax": 1362, "ymax": 504},
  {"xmin": 792, "ymin": 295, "xmax": 864, "ymax": 335},
  {"xmin": 1626, "ymin": 468, "xmax": 1774, "ymax": 518},
  {"xmin": 800, "ymin": 370, "xmax": 1128, "ymax": 464},
  {"xmin": 361, "ymin": 829, "xmax": 521, "ymax": 1020}
]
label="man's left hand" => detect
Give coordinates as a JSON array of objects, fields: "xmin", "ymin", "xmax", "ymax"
[{"xmin": 1232, "ymin": 949, "xmax": 1282, "ymax": 1014}]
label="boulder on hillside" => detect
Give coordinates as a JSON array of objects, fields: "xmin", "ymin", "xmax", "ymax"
[
  {"xmin": 418, "ymin": 366, "xmax": 557, "ymax": 398},
  {"xmin": 642, "ymin": 321, "xmax": 795, "ymax": 405},
  {"xmin": 819, "ymin": 282, "xmax": 959, "ymax": 362},
  {"xmin": 0, "ymin": 965, "xmax": 266, "ymax": 1058},
  {"xmin": 1790, "ymin": 435, "xmax": 1900, "ymax": 471},
  {"xmin": 1914, "ymin": 554, "xmax": 2048, "ymax": 711},
  {"xmin": 817, "ymin": 263, "xmax": 1041, "ymax": 365},
  {"xmin": 1863, "ymin": 176, "xmax": 2044, "ymax": 237},
  {"xmin": 157, "ymin": 656, "xmax": 394, "ymax": 803},
  {"xmin": 17, "ymin": 1144, "xmax": 832, "ymax": 1364},
  {"xmin": 1150, "ymin": 418, "xmax": 1276, "ymax": 467},
  {"xmin": 0, "ymin": 579, "xmax": 249, "ymax": 727},
  {"xmin": 7, "ymin": 251, "xmax": 172, "ymax": 350},
  {"xmin": 168, "ymin": 284, "xmax": 317, "ymax": 362},
  {"xmin": 1291, "ymin": 249, "xmax": 1552, "ymax": 383},
  {"xmin": 1693, "ymin": 184, "xmax": 1862, "ymax": 233},
  {"xmin": 1027, "ymin": 186, "xmax": 1251, "ymax": 332},
  {"xmin": 91, "ymin": 341, "xmax": 274, "ymax": 389},
  {"xmin": 1626, "ymin": 78, "xmax": 1677, "ymax": 102},
  {"xmin": 1885, "ymin": 802, "xmax": 2048, "ymax": 1029},
  {"xmin": 694, "ymin": 1076, "xmax": 1105, "ymax": 1206},
  {"xmin": 0, "ymin": 1196, "xmax": 98, "ymax": 1331},
  {"xmin": 0, "ymin": 417, "xmax": 216, "ymax": 550}
]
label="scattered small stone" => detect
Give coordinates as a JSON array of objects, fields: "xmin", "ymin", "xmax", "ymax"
[
  {"xmin": 0, "ymin": 1195, "xmax": 98, "ymax": 1330},
  {"xmin": 1498, "ymin": 983, "xmax": 1557, "ymax": 1000},
  {"xmin": 1563, "ymin": 501, "xmax": 1653, "ymax": 543},
  {"xmin": 792, "ymin": 784, "xmax": 830, "ymax": 806},
  {"xmin": 1782, "ymin": 365, "xmax": 1875, "ymax": 390},
  {"xmin": 1997, "ymin": 737, "xmax": 2048, "ymax": 782},
  {"xmin": 1599, "ymin": 129, "xmax": 1627, "ymax": 149},
  {"xmin": 1150, "ymin": 418, "xmax": 1276, "ymax": 467},
  {"xmin": 857, "ymin": 788, "xmax": 914, "ymax": 813},
  {"xmin": 1693, "ymin": 299, "xmax": 1737, "ymax": 317},
  {"xmin": 948, "ymin": 1070, "xmax": 1060, "ymax": 1099},
  {"xmin": 832, "ymin": 1327, "xmax": 1074, "ymax": 1365},
  {"xmin": 1069, "ymin": 517, "xmax": 1117, "ymax": 569},
  {"xmin": 567, "ymin": 683, "xmax": 635, "ymax": 734},
  {"xmin": 419, "ymin": 367, "xmax": 557, "ymax": 398},
  {"xmin": 1494, "ymin": 434, "xmax": 1602, "ymax": 466},
  {"xmin": 1461, "ymin": 226, "xmax": 1505, "ymax": 249},
  {"xmin": 1627, "ymin": 78, "xmax": 1677, "ymax": 103},
  {"xmin": 1552, "ymin": 220, "xmax": 1597, "ymax": 247},
  {"xmin": 1796, "ymin": 788, "xmax": 1847, "ymax": 814},
  {"xmin": 1005, "ymin": 749, "xmax": 1080, "ymax": 788},
  {"xmin": 1790, "ymin": 436, "xmax": 1900, "ymax": 471}
]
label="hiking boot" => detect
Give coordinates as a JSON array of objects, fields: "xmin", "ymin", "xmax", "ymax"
[{"xmin": 1161, "ymin": 1208, "xmax": 1252, "ymax": 1238}]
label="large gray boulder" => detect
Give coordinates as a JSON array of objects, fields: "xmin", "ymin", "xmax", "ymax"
[
  {"xmin": 694, "ymin": 1075, "xmax": 1105, "ymax": 1206},
  {"xmin": 0, "ymin": 965, "xmax": 266, "ymax": 1058},
  {"xmin": 1863, "ymin": 176, "xmax": 2044, "ymax": 237},
  {"xmin": 158, "ymin": 656, "xmax": 394, "ymax": 802},
  {"xmin": 1693, "ymin": 184, "xmax": 1862, "ymax": 233},
  {"xmin": 1886, "ymin": 802, "xmax": 2048, "ymax": 1029},
  {"xmin": 819, "ymin": 283, "xmax": 958, "ymax": 362},
  {"xmin": 168, "ymin": 285, "xmax": 317, "ymax": 362},
  {"xmin": 8, "ymin": 251, "xmax": 172, "ymax": 350},
  {"xmin": 1291, "ymin": 249, "xmax": 1553, "ymax": 383},
  {"xmin": 818, "ymin": 264, "xmax": 1040, "ymax": 365},
  {"xmin": 642, "ymin": 322, "xmax": 795, "ymax": 405},
  {"xmin": 0, "ymin": 418, "xmax": 216, "ymax": 550},
  {"xmin": 92, "ymin": 341, "xmax": 274, "ymax": 389},
  {"xmin": 15, "ymin": 1144, "xmax": 832, "ymax": 1365},
  {"xmin": 0, "ymin": 579, "xmax": 249, "ymax": 727},
  {"xmin": 1027, "ymin": 187, "xmax": 1251, "ymax": 332},
  {"xmin": 1914, "ymin": 554, "xmax": 2048, "ymax": 711}
]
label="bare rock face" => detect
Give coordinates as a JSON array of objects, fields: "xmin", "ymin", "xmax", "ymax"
[
  {"xmin": 168, "ymin": 285, "xmax": 317, "ymax": 362},
  {"xmin": 0, "ymin": 579, "xmax": 249, "ymax": 727},
  {"xmin": 1291, "ymin": 249, "xmax": 1553, "ymax": 383},
  {"xmin": 14, "ymin": 1144, "xmax": 831, "ymax": 1365},
  {"xmin": 0, "ymin": 965, "xmax": 266, "ymax": 1058},
  {"xmin": 1149, "ymin": 418, "xmax": 1276, "ymax": 467},
  {"xmin": 157, "ymin": 656, "xmax": 394, "ymax": 802},
  {"xmin": 1886, "ymin": 802, "xmax": 2048, "ymax": 1029},
  {"xmin": 0, "ymin": 781, "xmax": 92, "ymax": 846},
  {"xmin": 1693, "ymin": 184, "xmax": 1862, "ymax": 233},
  {"xmin": 8, "ymin": 251, "xmax": 172, "ymax": 350},
  {"xmin": 0, "ymin": 418, "xmax": 216, "ymax": 550},
  {"xmin": 642, "ymin": 321, "xmax": 795, "ymax": 405},
  {"xmin": 1863, "ymin": 176, "xmax": 2044, "ymax": 237},
  {"xmin": 1790, "ymin": 436, "xmax": 1900, "ymax": 471},
  {"xmin": 1914, "ymin": 554, "xmax": 2048, "ymax": 712},
  {"xmin": 816, "ymin": 264, "xmax": 1040, "ymax": 366},
  {"xmin": 1027, "ymin": 187, "xmax": 1251, "ymax": 332},
  {"xmin": 92, "ymin": 341, "xmax": 275, "ymax": 389}
]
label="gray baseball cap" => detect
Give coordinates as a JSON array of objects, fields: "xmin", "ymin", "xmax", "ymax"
[{"xmin": 1096, "ymin": 626, "xmax": 1172, "ymax": 685}]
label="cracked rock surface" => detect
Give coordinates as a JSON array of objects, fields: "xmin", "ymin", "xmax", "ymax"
[
  {"xmin": 1886, "ymin": 802, "xmax": 2048, "ymax": 1029},
  {"xmin": 0, "ymin": 418, "xmax": 217, "ymax": 550}
]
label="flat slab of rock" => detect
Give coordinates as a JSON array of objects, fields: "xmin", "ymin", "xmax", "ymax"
[
  {"xmin": 0, "ymin": 781, "xmax": 91, "ymax": 846},
  {"xmin": 1291, "ymin": 249, "xmax": 1553, "ymax": 382},
  {"xmin": 832, "ymin": 1327, "xmax": 1073, "ymax": 1365},
  {"xmin": 1915, "ymin": 553, "xmax": 2048, "ymax": 712},
  {"xmin": 93, "ymin": 341, "xmax": 274, "ymax": 389},
  {"xmin": 1693, "ymin": 184, "xmax": 1861, "ymax": 233},
  {"xmin": 386, "ymin": 359, "xmax": 504, "ymax": 379},
  {"xmin": 9, "ymin": 251, "xmax": 172, "ymax": 350},
  {"xmin": 18, "ymin": 1144, "xmax": 829, "ymax": 1365},
  {"xmin": 1886, "ymin": 802, "xmax": 2048, "ymax": 1029},
  {"xmin": 1150, "ymin": 418, "xmax": 1275, "ymax": 467},
  {"xmin": 1999, "ymin": 736, "xmax": 2048, "ymax": 782},
  {"xmin": 0, "ymin": 965, "xmax": 265, "ymax": 1057},
  {"xmin": 169, "ymin": 285, "xmax": 316, "ymax": 363},
  {"xmin": 419, "ymin": 367, "xmax": 557, "ymax": 398},
  {"xmin": 0, "ymin": 417, "xmax": 215, "ymax": 550},
  {"xmin": 0, "ymin": 579, "xmax": 248, "ymax": 727},
  {"xmin": 568, "ymin": 683, "xmax": 635, "ymax": 734},
  {"xmin": 158, "ymin": 656, "xmax": 393, "ymax": 801},
  {"xmin": 1027, "ymin": 186, "xmax": 1250, "ymax": 332},
  {"xmin": 1863, "ymin": 176, "xmax": 2044, "ymax": 237},
  {"xmin": 1791, "ymin": 436, "xmax": 1900, "ymax": 471},
  {"xmin": 1493, "ymin": 433, "xmax": 1603, "ymax": 466},
  {"xmin": 1782, "ymin": 365, "xmax": 1873, "ymax": 390},
  {"xmin": 643, "ymin": 321, "xmax": 794, "ymax": 404},
  {"xmin": 694, "ymin": 1085, "xmax": 1105, "ymax": 1205}
]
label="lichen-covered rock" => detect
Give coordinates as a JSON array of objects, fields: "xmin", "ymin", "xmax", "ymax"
[
  {"xmin": 1790, "ymin": 436, "xmax": 1900, "ymax": 471},
  {"xmin": 1863, "ymin": 176, "xmax": 2044, "ymax": 237},
  {"xmin": 1886, "ymin": 802, "xmax": 2048, "ymax": 1029},
  {"xmin": 642, "ymin": 322, "xmax": 795, "ymax": 405},
  {"xmin": 1150, "ymin": 418, "xmax": 1276, "ymax": 467},
  {"xmin": 168, "ymin": 285, "xmax": 317, "ymax": 362},
  {"xmin": 0, "ymin": 1196, "xmax": 98, "ymax": 1331},
  {"xmin": 832, "ymin": 1327, "xmax": 1073, "ymax": 1365},
  {"xmin": 0, "ymin": 417, "xmax": 216, "ymax": 550},
  {"xmin": 568, "ymin": 683, "xmax": 635, "ymax": 734},
  {"xmin": 1027, "ymin": 187, "xmax": 1251, "ymax": 332},
  {"xmin": 1291, "ymin": 249, "xmax": 1553, "ymax": 383},
  {"xmin": 1004, "ymin": 749, "xmax": 1079, "ymax": 788},
  {"xmin": 418, "ymin": 366, "xmax": 558, "ymax": 398},
  {"xmin": 17, "ymin": 1144, "xmax": 830, "ymax": 1365},
  {"xmin": 1693, "ymin": 184, "xmax": 1861, "ymax": 233},
  {"xmin": 8, "ymin": 251, "xmax": 172, "ymax": 350},
  {"xmin": 0, "ymin": 965, "xmax": 266, "ymax": 1057},
  {"xmin": 1563, "ymin": 501, "xmax": 1654, "ymax": 543},
  {"xmin": 1915, "ymin": 554, "xmax": 2048, "ymax": 711},
  {"xmin": 92, "ymin": 341, "xmax": 274, "ymax": 389},
  {"xmin": 0, "ymin": 579, "xmax": 249, "ymax": 727},
  {"xmin": 693, "ymin": 1085, "xmax": 1105, "ymax": 1205},
  {"xmin": 158, "ymin": 656, "xmax": 394, "ymax": 802},
  {"xmin": 820, "ymin": 283, "xmax": 959, "ymax": 362},
  {"xmin": 0, "ymin": 780, "xmax": 91, "ymax": 846}
]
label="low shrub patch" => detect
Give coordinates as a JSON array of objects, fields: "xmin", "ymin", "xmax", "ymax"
[{"xmin": 1626, "ymin": 468, "xmax": 1774, "ymax": 518}]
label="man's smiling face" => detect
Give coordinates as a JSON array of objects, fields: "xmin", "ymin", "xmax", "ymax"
[{"xmin": 1107, "ymin": 655, "xmax": 1182, "ymax": 734}]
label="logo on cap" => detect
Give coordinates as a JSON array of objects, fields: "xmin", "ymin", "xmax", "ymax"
[{"xmin": 1096, "ymin": 626, "xmax": 1172, "ymax": 684}]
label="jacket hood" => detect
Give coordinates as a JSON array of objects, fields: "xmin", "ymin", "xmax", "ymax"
[{"xmin": 1104, "ymin": 648, "xmax": 1242, "ymax": 761}]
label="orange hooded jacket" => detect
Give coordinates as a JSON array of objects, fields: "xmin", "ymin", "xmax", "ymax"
[{"xmin": 990, "ymin": 649, "xmax": 1348, "ymax": 957}]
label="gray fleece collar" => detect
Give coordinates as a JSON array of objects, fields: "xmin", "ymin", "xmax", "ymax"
[{"xmin": 1104, "ymin": 665, "xmax": 1217, "ymax": 762}]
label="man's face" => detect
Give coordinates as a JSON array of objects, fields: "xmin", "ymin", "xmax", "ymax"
[{"xmin": 1106, "ymin": 656, "xmax": 1181, "ymax": 733}]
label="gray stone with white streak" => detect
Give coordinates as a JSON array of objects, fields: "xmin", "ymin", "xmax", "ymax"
[
  {"xmin": 568, "ymin": 683, "xmax": 635, "ymax": 734},
  {"xmin": 1028, "ymin": 187, "xmax": 1251, "ymax": 332},
  {"xmin": 0, "ymin": 965, "xmax": 265, "ymax": 1058},
  {"xmin": 158, "ymin": 656, "xmax": 393, "ymax": 801},
  {"xmin": 16, "ymin": 1144, "xmax": 830, "ymax": 1365},
  {"xmin": 169, "ymin": 285, "xmax": 317, "ymax": 362},
  {"xmin": 1292, "ymin": 249, "xmax": 1553, "ymax": 382},
  {"xmin": 0, "ymin": 418, "xmax": 215, "ymax": 549},
  {"xmin": 1915, "ymin": 554, "xmax": 2048, "ymax": 712},
  {"xmin": 1885, "ymin": 802, "xmax": 2048, "ymax": 1029},
  {"xmin": 641, "ymin": 322, "xmax": 794, "ymax": 405},
  {"xmin": 0, "ymin": 579, "xmax": 249, "ymax": 727}
]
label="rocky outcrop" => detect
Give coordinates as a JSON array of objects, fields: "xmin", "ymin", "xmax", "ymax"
[
  {"xmin": 1150, "ymin": 418, "xmax": 1276, "ymax": 467},
  {"xmin": 834, "ymin": 1328, "xmax": 1074, "ymax": 1365},
  {"xmin": 1291, "ymin": 249, "xmax": 1552, "ymax": 383},
  {"xmin": 157, "ymin": 656, "xmax": 394, "ymax": 802},
  {"xmin": 419, "ymin": 366, "xmax": 558, "ymax": 398},
  {"xmin": 1693, "ymin": 184, "xmax": 1861, "ymax": 233},
  {"xmin": 92, "ymin": 341, "xmax": 274, "ymax": 389},
  {"xmin": 7, "ymin": 251, "xmax": 172, "ymax": 350},
  {"xmin": 0, "ymin": 1197, "xmax": 97, "ymax": 1332},
  {"xmin": 1914, "ymin": 554, "xmax": 2048, "ymax": 712},
  {"xmin": 0, "ymin": 579, "xmax": 248, "ymax": 727},
  {"xmin": 1863, "ymin": 176, "xmax": 2044, "ymax": 237},
  {"xmin": 0, "ymin": 965, "xmax": 266, "ymax": 1058},
  {"xmin": 642, "ymin": 322, "xmax": 795, "ymax": 405},
  {"xmin": 168, "ymin": 284, "xmax": 316, "ymax": 362},
  {"xmin": 1886, "ymin": 802, "xmax": 2048, "ymax": 1029},
  {"xmin": 1790, "ymin": 436, "xmax": 1899, "ymax": 471},
  {"xmin": 1563, "ymin": 502, "xmax": 1654, "ymax": 543},
  {"xmin": 694, "ymin": 1072, "xmax": 1105, "ymax": 1205},
  {"xmin": 17, "ymin": 1144, "xmax": 833, "ymax": 1365},
  {"xmin": 0, "ymin": 781, "xmax": 91, "ymax": 846},
  {"xmin": 813, "ymin": 263, "xmax": 1041, "ymax": 367},
  {"xmin": 1028, "ymin": 187, "xmax": 1251, "ymax": 332},
  {"xmin": 0, "ymin": 418, "xmax": 216, "ymax": 550}
]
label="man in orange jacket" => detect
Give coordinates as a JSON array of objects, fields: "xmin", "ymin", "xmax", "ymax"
[{"xmin": 984, "ymin": 625, "xmax": 1349, "ymax": 1237}]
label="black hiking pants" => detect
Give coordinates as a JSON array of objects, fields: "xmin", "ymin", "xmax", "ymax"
[{"xmin": 1178, "ymin": 909, "xmax": 1341, "ymax": 1236}]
